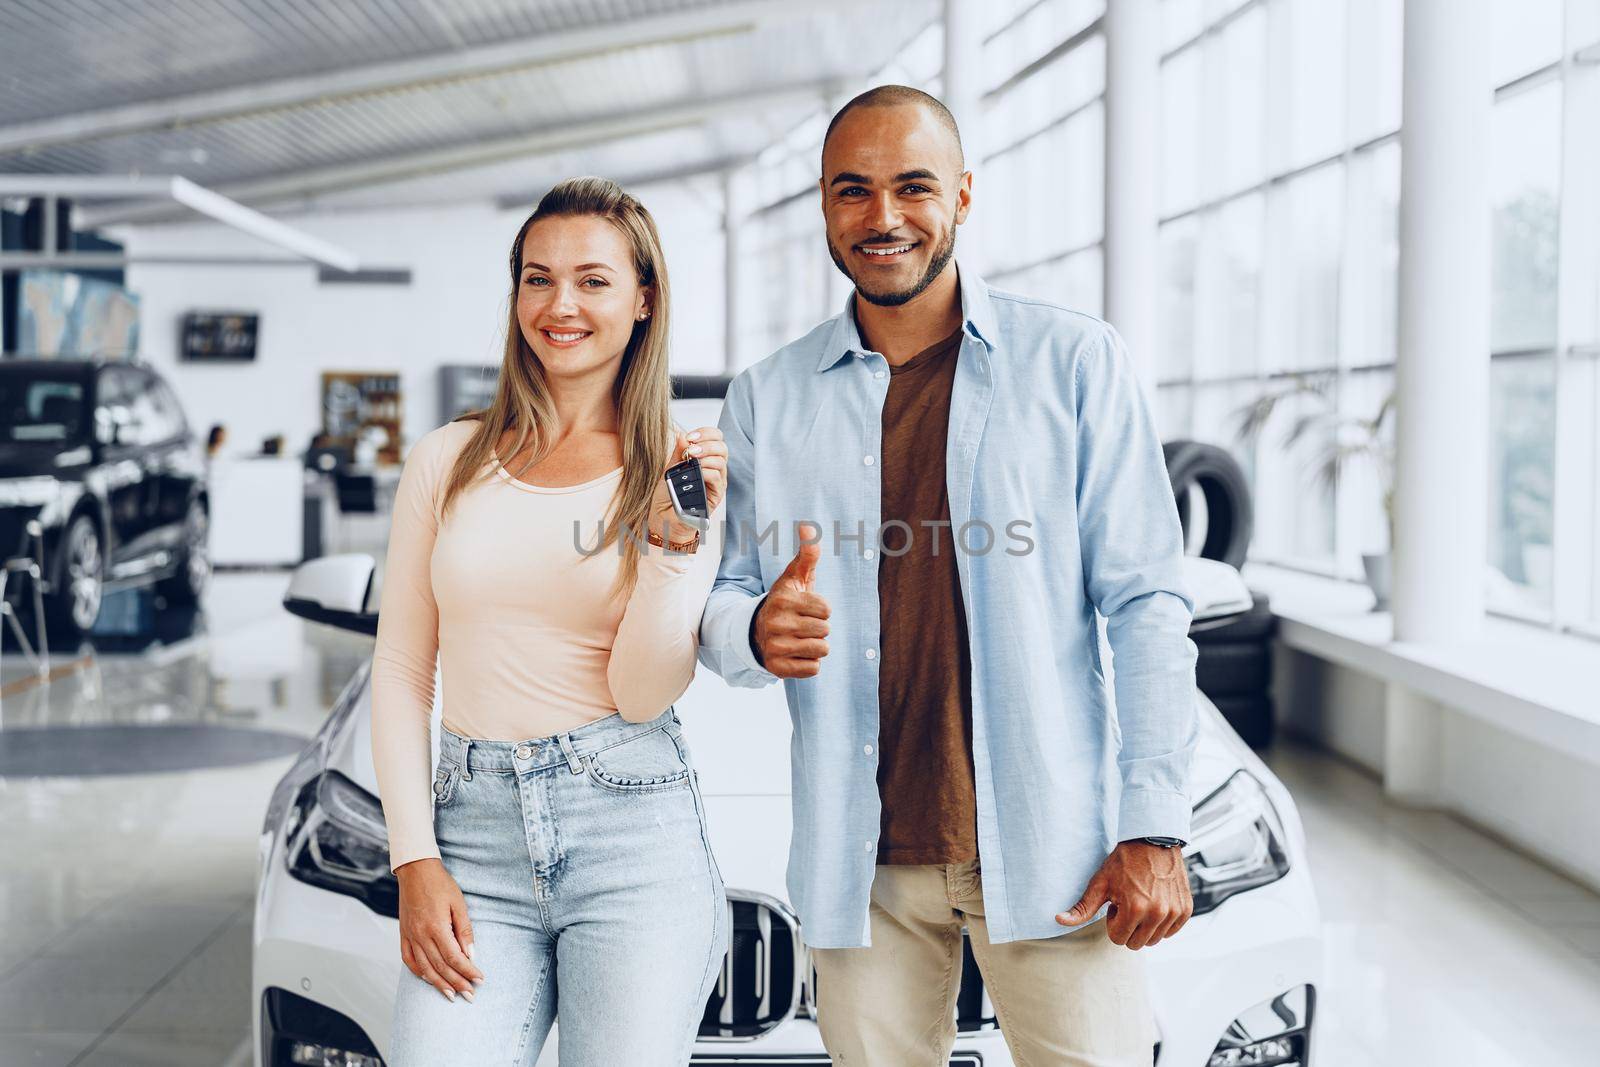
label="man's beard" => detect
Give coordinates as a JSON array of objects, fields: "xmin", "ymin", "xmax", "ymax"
[{"xmin": 828, "ymin": 226, "xmax": 957, "ymax": 308}]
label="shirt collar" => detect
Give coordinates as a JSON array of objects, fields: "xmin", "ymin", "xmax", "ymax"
[{"xmin": 815, "ymin": 260, "xmax": 997, "ymax": 373}]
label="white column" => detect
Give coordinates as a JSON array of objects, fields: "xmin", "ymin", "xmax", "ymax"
[
  {"xmin": 1386, "ymin": 0, "xmax": 1492, "ymax": 803},
  {"xmin": 1102, "ymin": 0, "xmax": 1161, "ymax": 395},
  {"xmin": 722, "ymin": 170, "xmax": 740, "ymax": 375},
  {"xmin": 943, "ymin": 0, "xmax": 984, "ymax": 166},
  {"xmin": 1393, "ymin": 0, "xmax": 1490, "ymax": 643}
]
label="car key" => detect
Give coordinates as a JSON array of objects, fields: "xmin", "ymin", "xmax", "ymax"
[{"xmin": 665, "ymin": 456, "xmax": 710, "ymax": 532}]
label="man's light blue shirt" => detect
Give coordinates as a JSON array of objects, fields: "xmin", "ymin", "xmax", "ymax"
[{"xmin": 697, "ymin": 264, "xmax": 1199, "ymax": 948}]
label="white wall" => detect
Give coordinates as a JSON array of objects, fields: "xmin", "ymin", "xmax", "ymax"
[
  {"xmin": 115, "ymin": 182, "xmax": 727, "ymax": 460},
  {"xmin": 1272, "ymin": 645, "xmax": 1600, "ymax": 894}
]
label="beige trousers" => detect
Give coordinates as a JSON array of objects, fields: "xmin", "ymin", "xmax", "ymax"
[{"xmin": 811, "ymin": 859, "xmax": 1157, "ymax": 1067}]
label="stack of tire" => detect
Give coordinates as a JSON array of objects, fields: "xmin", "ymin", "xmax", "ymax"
[{"xmin": 1162, "ymin": 441, "xmax": 1277, "ymax": 749}]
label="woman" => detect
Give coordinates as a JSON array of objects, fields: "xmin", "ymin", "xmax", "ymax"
[{"xmin": 371, "ymin": 177, "xmax": 729, "ymax": 1066}]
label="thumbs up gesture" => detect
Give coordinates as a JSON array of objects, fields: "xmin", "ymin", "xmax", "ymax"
[{"xmin": 752, "ymin": 523, "xmax": 831, "ymax": 679}]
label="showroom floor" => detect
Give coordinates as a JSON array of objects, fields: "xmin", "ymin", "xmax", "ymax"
[{"xmin": 1, "ymin": 573, "xmax": 1598, "ymax": 1066}]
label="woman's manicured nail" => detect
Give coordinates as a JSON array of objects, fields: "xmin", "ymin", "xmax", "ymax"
[
  {"xmin": 466, "ymin": 944, "xmax": 475, "ymax": 960},
  {"xmin": 687, "ymin": 431, "xmax": 701, "ymax": 442},
  {"xmin": 687, "ymin": 445, "xmax": 702, "ymax": 456},
  {"xmin": 461, "ymin": 989, "xmax": 475, "ymax": 1003},
  {"xmin": 444, "ymin": 989, "xmax": 456, "ymax": 1002}
]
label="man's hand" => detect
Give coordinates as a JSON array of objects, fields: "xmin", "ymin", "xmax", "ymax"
[
  {"xmin": 1055, "ymin": 841, "xmax": 1193, "ymax": 949},
  {"xmin": 753, "ymin": 523, "xmax": 830, "ymax": 678}
]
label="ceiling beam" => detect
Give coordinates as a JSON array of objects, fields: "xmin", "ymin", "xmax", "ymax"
[
  {"xmin": 0, "ymin": 0, "xmax": 854, "ymax": 156},
  {"xmin": 77, "ymin": 81, "xmax": 831, "ymax": 227},
  {"xmin": 2, "ymin": 174, "xmax": 360, "ymax": 270}
]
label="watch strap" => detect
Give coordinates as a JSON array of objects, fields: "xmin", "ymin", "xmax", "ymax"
[
  {"xmin": 1138, "ymin": 836, "xmax": 1186, "ymax": 849},
  {"xmin": 646, "ymin": 528, "xmax": 700, "ymax": 554}
]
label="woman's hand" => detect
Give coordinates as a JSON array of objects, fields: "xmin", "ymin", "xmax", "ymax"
[
  {"xmin": 396, "ymin": 858, "xmax": 485, "ymax": 1001},
  {"xmin": 647, "ymin": 426, "xmax": 726, "ymax": 545}
]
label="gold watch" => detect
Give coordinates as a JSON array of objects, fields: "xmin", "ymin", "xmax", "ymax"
[{"xmin": 647, "ymin": 528, "xmax": 700, "ymax": 554}]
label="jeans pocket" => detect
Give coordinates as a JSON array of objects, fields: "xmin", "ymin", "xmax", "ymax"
[{"xmin": 584, "ymin": 727, "xmax": 692, "ymax": 794}]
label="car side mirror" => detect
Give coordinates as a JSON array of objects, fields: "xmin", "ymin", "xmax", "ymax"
[{"xmin": 284, "ymin": 554, "xmax": 379, "ymax": 635}]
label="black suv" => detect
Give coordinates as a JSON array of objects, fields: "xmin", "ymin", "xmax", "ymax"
[{"xmin": 0, "ymin": 359, "xmax": 209, "ymax": 631}]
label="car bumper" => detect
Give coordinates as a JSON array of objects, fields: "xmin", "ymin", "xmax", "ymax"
[
  {"xmin": 254, "ymin": 840, "xmax": 1321, "ymax": 1067},
  {"xmin": 1148, "ymin": 854, "xmax": 1323, "ymax": 1065}
]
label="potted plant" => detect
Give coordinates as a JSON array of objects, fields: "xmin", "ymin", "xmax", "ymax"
[{"xmin": 1232, "ymin": 375, "xmax": 1397, "ymax": 610}]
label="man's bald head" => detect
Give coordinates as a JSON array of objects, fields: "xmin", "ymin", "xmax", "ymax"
[{"xmin": 822, "ymin": 85, "xmax": 965, "ymax": 173}]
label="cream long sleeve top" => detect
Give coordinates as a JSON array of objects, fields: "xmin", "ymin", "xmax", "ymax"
[{"xmin": 369, "ymin": 419, "xmax": 723, "ymax": 871}]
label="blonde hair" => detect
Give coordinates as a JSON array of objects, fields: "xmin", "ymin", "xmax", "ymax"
[{"xmin": 440, "ymin": 176, "xmax": 675, "ymax": 596}]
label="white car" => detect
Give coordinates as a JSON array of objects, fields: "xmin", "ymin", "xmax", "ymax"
[{"xmin": 254, "ymin": 423, "xmax": 1321, "ymax": 1067}]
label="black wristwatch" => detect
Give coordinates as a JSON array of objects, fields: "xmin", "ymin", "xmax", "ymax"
[
  {"xmin": 1138, "ymin": 836, "xmax": 1186, "ymax": 849},
  {"xmin": 748, "ymin": 599, "xmax": 767, "ymax": 669}
]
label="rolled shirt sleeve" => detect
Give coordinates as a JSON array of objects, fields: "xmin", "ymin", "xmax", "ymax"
[{"xmin": 1073, "ymin": 324, "xmax": 1200, "ymax": 843}]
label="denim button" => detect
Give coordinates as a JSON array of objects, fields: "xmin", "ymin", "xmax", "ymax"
[
  {"xmin": 515, "ymin": 743, "xmax": 534, "ymax": 760},
  {"xmin": 433, "ymin": 779, "xmax": 447, "ymax": 797}
]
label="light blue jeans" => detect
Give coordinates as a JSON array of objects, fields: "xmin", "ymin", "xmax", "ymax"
[{"xmin": 389, "ymin": 709, "xmax": 728, "ymax": 1066}]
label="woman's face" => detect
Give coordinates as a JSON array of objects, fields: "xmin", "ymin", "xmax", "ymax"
[{"xmin": 515, "ymin": 214, "xmax": 649, "ymax": 382}]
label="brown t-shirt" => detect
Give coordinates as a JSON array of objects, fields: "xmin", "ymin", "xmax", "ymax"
[{"xmin": 875, "ymin": 326, "xmax": 978, "ymax": 865}]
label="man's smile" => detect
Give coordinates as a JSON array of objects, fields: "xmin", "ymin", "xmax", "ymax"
[{"xmin": 856, "ymin": 241, "xmax": 920, "ymax": 260}]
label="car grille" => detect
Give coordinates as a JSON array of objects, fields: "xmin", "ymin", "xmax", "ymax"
[{"xmin": 699, "ymin": 892, "xmax": 803, "ymax": 1040}]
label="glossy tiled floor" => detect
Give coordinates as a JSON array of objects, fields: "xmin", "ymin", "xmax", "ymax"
[
  {"xmin": 0, "ymin": 573, "xmax": 372, "ymax": 1066},
  {"xmin": 2, "ymin": 572, "xmax": 1598, "ymax": 1065}
]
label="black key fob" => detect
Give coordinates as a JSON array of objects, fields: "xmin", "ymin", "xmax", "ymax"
[{"xmin": 665, "ymin": 456, "xmax": 710, "ymax": 531}]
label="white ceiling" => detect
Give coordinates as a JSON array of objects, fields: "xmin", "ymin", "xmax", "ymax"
[{"xmin": 0, "ymin": 0, "xmax": 937, "ymax": 219}]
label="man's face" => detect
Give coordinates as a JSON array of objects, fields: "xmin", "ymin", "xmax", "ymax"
[{"xmin": 820, "ymin": 104, "xmax": 971, "ymax": 307}]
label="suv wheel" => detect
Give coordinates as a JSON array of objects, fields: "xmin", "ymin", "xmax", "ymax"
[
  {"xmin": 49, "ymin": 514, "xmax": 104, "ymax": 632},
  {"xmin": 158, "ymin": 501, "xmax": 210, "ymax": 604}
]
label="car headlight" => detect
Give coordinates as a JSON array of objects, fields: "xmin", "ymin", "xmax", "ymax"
[
  {"xmin": 283, "ymin": 771, "xmax": 399, "ymax": 918},
  {"xmin": 1186, "ymin": 770, "xmax": 1290, "ymax": 915},
  {"xmin": 0, "ymin": 477, "xmax": 58, "ymax": 507}
]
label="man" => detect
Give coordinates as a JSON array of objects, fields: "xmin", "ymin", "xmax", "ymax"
[{"xmin": 697, "ymin": 85, "xmax": 1198, "ymax": 1066}]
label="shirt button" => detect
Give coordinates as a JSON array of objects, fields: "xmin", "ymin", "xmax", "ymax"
[
  {"xmin": 515, "ymin": 744, "xmax": 534, "ymax": 760},
  {"xmin": 863, "ymin": 548, "xmax": 875, "ymax": 560},
  {"xmin": 864, "ymin": 648, "xmax": 877, "ymax": 660},
  {"xmin": 874, "ymin": 370, "xmax": 886, "ymax": 379},
  {"xmin": 862, "ymin": 455, "xmax": 875, "ymax": 466},
  {"xmin": 864, "ymin": 744, "xmax": 874, "ymax": 755},
  {"xmin": 865, "ymin": 840, "xmax": 874, "ymax": 852}
]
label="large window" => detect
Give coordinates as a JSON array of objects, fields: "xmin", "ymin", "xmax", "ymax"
[
  {"xmin": 1156, "ymin": 0, "xmax": 1600, "ymax": 640},
  {"xmin": 1157, "ymin": 0, "xmax": 1398, "ymax": 575},
  {"xmin": 980, "ymin": 0, "xmax": 1107, "ymax": 312},
  {"xmin": 1485, "ymin": 0, "xmax": 1599, "ymax": 632},
  {"xmin": 727, "ymin": 0, "xmax": 1109, "ymax": 366}
]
